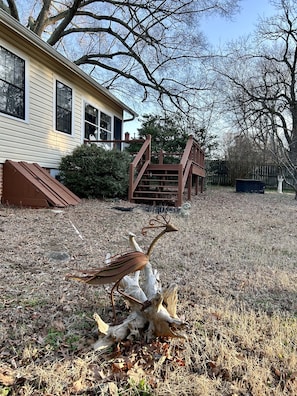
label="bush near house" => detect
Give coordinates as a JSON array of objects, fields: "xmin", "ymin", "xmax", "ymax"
[{"xmin": 59, "ymin": 144, "xmax": 131, "ymax": 199}]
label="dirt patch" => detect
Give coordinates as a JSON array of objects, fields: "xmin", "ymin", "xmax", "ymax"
[{"xmin": 1, "ymin": 188, "xmax": 297, "ymax": 395}]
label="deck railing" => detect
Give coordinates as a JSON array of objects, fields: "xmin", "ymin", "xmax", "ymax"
[
  {"xmin": 128, "ymin": 134, "xmax": 205, "ymax": 205},
  {"xmin": 178, "ymin": 135, "xmax": 205, "ymax": 205},
  {"xmin": 128, "ymin": 135, "xmax": 152, "ymax": 202}
]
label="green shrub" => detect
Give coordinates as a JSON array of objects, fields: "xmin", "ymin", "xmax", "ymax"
[{"xmin": 59, "ymin": 144, "xmax": 131, "ymax": 199}]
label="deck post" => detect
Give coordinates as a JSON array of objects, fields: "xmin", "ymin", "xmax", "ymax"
[
  {"xmin": 200, "ymin": 176, "xmax": 204, "ymax": 193},
  {"xmin": 158, "ymin": 150, "xmax": 164, "ymax": 164},
  {"xmin": 187, "ymin": 168, "xmax": 192, "ymax": 201},
  {"xmin": 194, "ymin": 175, "xmax": 198, "ymax": 195},
  {"xmin": 128, "ymin": 162, "xmax": 134, "ymax": 202},
  {"xmin": 177, "ymin": 163, "xmax": 183, "ymax": 207}
]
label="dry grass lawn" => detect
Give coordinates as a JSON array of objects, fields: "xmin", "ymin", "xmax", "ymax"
[{"xmin": 0, "ymin": 187, "xmax": 297, "ymax": 395}]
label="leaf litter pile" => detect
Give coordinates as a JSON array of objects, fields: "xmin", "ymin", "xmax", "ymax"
[{"xmin": 1, "ymin": 188, "xmax": 297, "ymax": 395}]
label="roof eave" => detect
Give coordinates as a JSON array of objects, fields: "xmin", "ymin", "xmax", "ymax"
[{"xmin": 0, "ymin": 9, "xmax": 138, "ymax": 119}]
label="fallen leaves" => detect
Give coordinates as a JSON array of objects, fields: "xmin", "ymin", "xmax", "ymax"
[
  {"xmin": 108, "ymin": 382, "xmax": 119, "ymax": 396},
  {"xmin": 271, "ymin": 366, "xmax": 297, "ymax": 392},
  {"xmin": 207, "ymin": 361, "xmax": 232, "ymax": 381},
  {"xmin": 60, "ymin": 338, "xmax": 186, "ymax": 395},
  {"xmin": 51, "ymin": 320, "xmax": 66, "ymax": 332},
  {"xmin": 0, "ymin": 367, "xmax": 14, "ymax": 386},
  {"xmin": 112, "ymin": 357, "xmax": 133, "ymax": 373},
  {"xmin": 71, "ymin": 378, "xmax": 84, "ymax": 393}
]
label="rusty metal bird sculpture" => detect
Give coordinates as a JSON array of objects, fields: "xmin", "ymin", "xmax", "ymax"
[{"xmin": 66, "ymin": 215, "xmax": 178, "ymax": 321}]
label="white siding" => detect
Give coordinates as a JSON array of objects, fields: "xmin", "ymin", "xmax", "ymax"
[
  {"xmin": 0, "ymin": 163, "xmax": 2, "ymax": 200},
  {"xmin": 0, "ymin": 49, "xmax": 80, "ymax": 168},
  {"xmin": 0, "ymin": 39, "xmax": 123, "ymax": 169}
]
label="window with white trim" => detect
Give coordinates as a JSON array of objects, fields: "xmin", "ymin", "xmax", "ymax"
[
  {"xmin": 84, "ymin": 103, "xmax": 112, "ymax": 148},
  {"xmin": 56, "ymin": 80, "xmax": 72, "ymax": 134},
  {"xmin": 84, "ymin": 103, "xmax": 98, "ymax": 139},
  {"xmin": 0, "ymin": 46, "xmax": 25, "ymax": 119},
  {"xmin": 100, "ymin": 111, "xmax": 112, "ymax": 143}
]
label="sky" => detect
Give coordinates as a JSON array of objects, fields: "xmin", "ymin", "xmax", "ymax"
[
  {"xmin": 127, "ymin": 0, "xmax": 277, "ymax": 135},
  {"xmin": 200, "ymin": 0, "xmax": 276, "ymax": 45}
]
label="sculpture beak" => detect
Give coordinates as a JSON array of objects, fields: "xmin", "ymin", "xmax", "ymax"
[{"xmin": 166, "ymin": 224, "xmax": 178, "ymax": 232}]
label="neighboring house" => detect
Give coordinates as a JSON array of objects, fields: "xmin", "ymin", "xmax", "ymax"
[{"xmin": 0, "ymin": 9, "xmax": 137, "ymax": 199}]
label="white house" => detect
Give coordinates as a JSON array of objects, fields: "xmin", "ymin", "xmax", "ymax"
[{"xmin": 0, "ymin": 9, "xmax": 137, "ymax": 199}]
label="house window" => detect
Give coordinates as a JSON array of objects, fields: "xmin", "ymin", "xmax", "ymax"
[
  {"xmin": 56, "ymin": 80, "xmax": 72, "ymax": 134},
  {"xmin": 100, "ymin": 111, "xmax": 112, "ymax": 145},
  {"xmin": 84, "ymin": 104, "xmax": 112, "ymax": 148},
  {"xmin": 85, "ymin": 104, "xmax": 98, "ymax": 139},
  {"xmin": 0, "ymin": 46, "xmax": 25, "ymax": 119}
]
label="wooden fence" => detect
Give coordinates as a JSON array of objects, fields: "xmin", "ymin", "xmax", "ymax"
[
  {"xmin": 251, "ymin": 165, "xmax": 279, "ymax": 187},
  {"xmin": 206, "ymin": 160, "xmax": 294, "ymax": 190},
  {"xmin": 206, "ymin": 160, "xmax": 231, "ymax": 186}
]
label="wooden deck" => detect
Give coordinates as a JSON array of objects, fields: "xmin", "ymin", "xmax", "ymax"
[
  {"xmin": 84, "ymin": 134, "xmax": 205, "ymax": 207},
  {"xmin": 128, "ymin": 135, "xmax": 205, "ymax": 207}
]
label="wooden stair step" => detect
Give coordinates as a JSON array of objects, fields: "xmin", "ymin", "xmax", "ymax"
[
  {"xmin": 134, "ymin": 190, "xmax": 178, "ymax": 194},
  {"xmin": 141, "ymin": 177, "xmax": 178, "ymax": 181},
  {"xmin": 134, "ymin": 193, "xmax": 177, "ymax": 198},
  {"xmin": 132, "ymin": 196, "xmax": 177, "ymax": 202},
  {"xmin": 137, "ymin": 184, "xmax": 178, "ymax": 189},
  {"xmin": 143, "ymin": 176, "xmax": 178, "ymax": 179},
  {"xmin": 139, "ymin": 183, "xmax": 178, "ymax": 187},
  {"xmin": 143, "ymin": 173, "xmax": 178, "ymax": 180},
  {"xmin": 140, "ymin": 176, "xmax": 176, "ymax": 179},
  {"xmin": 144, "ymin": 172, "xmax": 178, "ymax": 176}
]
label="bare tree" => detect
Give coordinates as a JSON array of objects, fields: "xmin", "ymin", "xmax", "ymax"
[
  {"xmin": 1, "ymin": 0, "xmax": 239, "ymax": 112},
  {"xmin": 214, "ymin": 0, "xmax": 297, "ymax": 196},
  {"xmin": 222, "ymin": 133, "xmax": 263, "ymax": 184}
]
